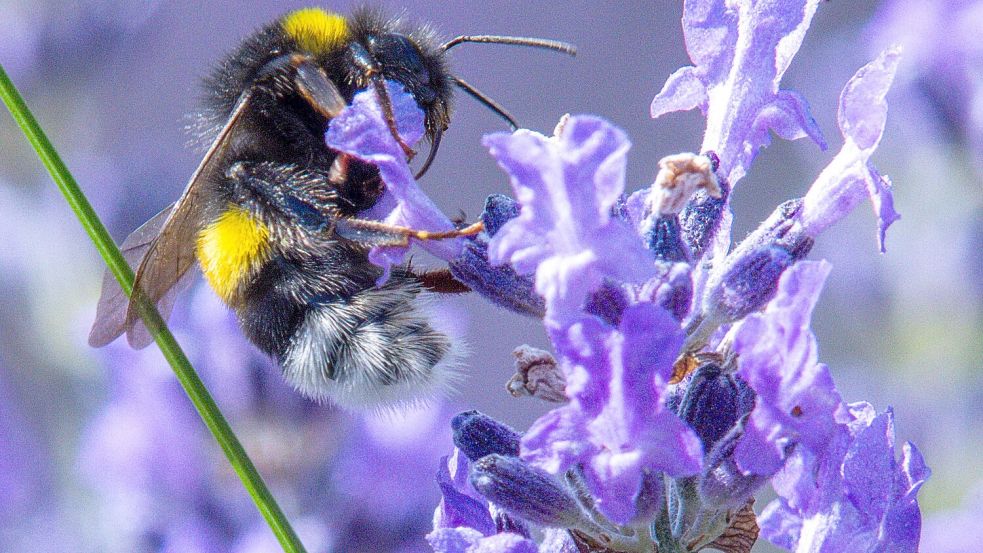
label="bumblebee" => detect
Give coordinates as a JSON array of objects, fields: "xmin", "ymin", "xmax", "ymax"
[{"xmin": 88, "ymin": 7, "xmax": 574, "ymax": 408}]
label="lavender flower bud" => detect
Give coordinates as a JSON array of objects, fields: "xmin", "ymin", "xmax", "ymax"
[
  {"xmin": 449, "ymin": 195, "xmax": 546, "ymax": 318},
  {"xmin": 584, "ymin": 281, "xmax": 629, "ymax": 326},
  {"xmin": 482, "ymin": 194, "xmax": 520, "ymax": 236},
  {"xmin": 679, "ymin": 155, "xmax": 729, "ymax": 260},
  {"xmin": 506, "ymin": 346, "xmax": 567, "ymax": 403},
  {"xmin": 700, "ymin": 420, "xmax": 783, "ymax": 510},
  {"xmin": 645, "ymin": 215, "xmax": 691, "ymax": 263},
  {"xmin": 715, "ymin": 245, "xmax": 795, "ymax": 321},
  {"xmin": 675, "ymin": 363, "xmax": 755, "ymax": 451},
  {"xmin": 469, "ymin": 454, "xmax": 589, "ymax": 529},
  {"xmin": 452, "ymin": 411, "xmax": 521, "ymax": 461}
]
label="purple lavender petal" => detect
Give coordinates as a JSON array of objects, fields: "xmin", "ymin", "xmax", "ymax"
[
  {"xmin": 324, "ymin": 80, "xmax": 461, "ymax": 279},
  {"xmin": 757, "ymin": 498, "xmax": 802, "ymax": 550},
  {"xmin": 435, "ymin": 453, "xmax": 496, "ymax": 536},
  {"xmin": 520, "ymin": 405, "xmax": 592, "ymax": 475},
  {"xmin": 650, "ymin": 67, "xmax": 707, "ymax": 116},
  {"xmin": 760, "ymin": 402, "xmax": 929, "ymax": 552},
  {"xmin": 469, "ymin": 533, "xmax": 540, "ymax": 553},
  {"xmin": 797, "ymin": 47, "xmax": 902, "ymax": 252},
  {"xmin": 522, "ymin": 305, "xmax": 701, "ymax": 524},
  {"xmin": 484, "ymin": 116, "xmax": 656, "ymax": 324},
  {"xmin": 652, "ymin": 0, "xmax": 827, "ymax": 185},
  {"xmin": 732, "ymin": 261, "xmax": 847, "ymax": 476}
]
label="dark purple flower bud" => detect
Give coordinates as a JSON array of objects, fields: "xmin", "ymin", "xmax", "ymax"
[
  {"xmin": 679, "ymin": 179, "xmax": 730, "ymax": 261},
  {"xmin": 699, "ymin": 419, "xmax": 781, "ymax": 510},
  {"xmin": 686, "ymin": 199, "xmax": 816, "ymax": 350},
  {"xmin": 449, "ymin": 239, "xmax": 545, "ymax": 318},
  {"xmin": 450, "ymin": 195, "xmax": 545, "ymax": 317},
  {"xmin": 645, "ymin": 214, "xmax": 691, "ymax": 263},
  {"xmin": 452, "ymin": 411, "xmax": 521, "ymax": 461},
  {"xmin": 583, "ymin": 281, "xmax": 629, "ymax": 326},
  {"xmin": 482, "ymin": 194, "xmax": 520, "ymax": 237},
  {"xmin": 469, "ymin": 454, "xmax": 591, "ymax": 530},
  {"xmin": 506, "ymin": 345, "xmax": 567, "ymax": 403},
  {"xmin": 714, "ymin": 245, "xmax": 794, "ymax": 321},
  {"xmin": 675, "ymin": 363, "xmax": 755, "ymax": 451}
]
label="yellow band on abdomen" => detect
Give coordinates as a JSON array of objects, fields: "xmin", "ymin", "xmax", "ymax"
[{"xmin": 197, "ymin": 205, "xmax": 271, "ymax": 302}]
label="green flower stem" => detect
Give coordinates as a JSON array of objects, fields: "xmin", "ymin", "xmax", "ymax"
[{"xmin": 0, "ymin": 64, "xmax": 307, "ymax": 553}]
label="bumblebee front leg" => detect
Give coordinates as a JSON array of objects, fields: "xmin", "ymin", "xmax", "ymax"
[{"xmin": 226, "ymin": 160, "xmax": 342, "ymax": 232}]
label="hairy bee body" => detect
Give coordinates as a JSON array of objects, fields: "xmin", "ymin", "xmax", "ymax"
[
  {"xmin": 90, "ymin": 7, "xmax": 573, "ymax": 408},
  {"xmin": 92, "ymin": 8, "xmax": 460, "ymax": 408},
  {"xmin": 195, "ymin": 9, "xmax": 458, "ymax": 407}
]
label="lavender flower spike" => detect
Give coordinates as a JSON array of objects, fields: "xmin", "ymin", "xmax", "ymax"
[
  {"xmin": 324, "ymin": 80, "xmax": 463, "ymax": 279},
  {"xmin": 796, "ymin": 47, "xmax": 903, "ymax": 252},
  {"xmin": 484, "ymin": 116, "xmax": 656, "ymax": 325},
  {"xmin": 651, "ymin": 0, "xmax": 827, "ymax": 185}
]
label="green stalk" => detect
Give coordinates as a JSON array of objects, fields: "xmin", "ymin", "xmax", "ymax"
[{"xmin": 0, "ymin": 64, "xmax": 307, "ymax": 553}]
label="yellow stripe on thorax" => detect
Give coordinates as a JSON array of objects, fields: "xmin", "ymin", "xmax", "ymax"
[
  {"xmin": 196, "ymin": 205, "xmax": 271, "ymax": 302},
  {"xmin": 282, "ymin": 8, "xmax": 349, "ymax": 55}
]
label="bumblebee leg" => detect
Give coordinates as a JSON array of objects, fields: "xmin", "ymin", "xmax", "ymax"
[
  {"xmin": 349, "ymin": 42, "xmax": 416, "ymax": 159},
  {"xmin": 333, "ymin": 217, "xmax": 484, "ymax": 247},
  {"xmin": 227, "ymin": 160, "xmax": 341, "ymax": 231},
  {"xmin": 416, "ymin": 268, "xmax": 471, "ymax": 294}
]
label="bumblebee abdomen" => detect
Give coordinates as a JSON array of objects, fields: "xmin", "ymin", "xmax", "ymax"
[{"xmin": 280, "ymin": 278, "xmax": 460, "ymax": 409}]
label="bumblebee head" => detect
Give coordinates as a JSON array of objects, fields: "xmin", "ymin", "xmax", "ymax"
[{"xmin": 279, "ymin": 8, "xmax": 452, "ymax": 144}]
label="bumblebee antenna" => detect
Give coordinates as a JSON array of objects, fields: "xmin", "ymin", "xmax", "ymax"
[
  {"xmin": 441, "ymin": 35, "xmax": 577, "ymax": 57},
  {"xmin": 452, "ymin": 76, "xmax": 519, "ymax": 131}
]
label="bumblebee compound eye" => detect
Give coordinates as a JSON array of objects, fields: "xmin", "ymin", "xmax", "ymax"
[{"xmin": 368, "ymin": 33, "xmax": 438, "ymax": 105}]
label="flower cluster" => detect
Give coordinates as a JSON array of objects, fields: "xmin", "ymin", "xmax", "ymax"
[{"xmin": 327, "ymin": 1, "xmax": 929, "ymax": 551}]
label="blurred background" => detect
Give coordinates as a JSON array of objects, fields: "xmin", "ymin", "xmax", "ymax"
[{"xmin": 0, "ymin": 1, "xmax": 980, "ymax": 551}]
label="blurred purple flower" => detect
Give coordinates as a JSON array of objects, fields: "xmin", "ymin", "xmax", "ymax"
[
  {"xmin": 80, "ymin": 282, "xmax": 446, "ymax": 553},
  {"xmin": 651, "ymin": 0, "xmax": 827, "ymax": 187},
  {"xmin": 325, "ymin": 81, "xmax": 462, "ymax": 281},
  {"xmin": 869, "ymin": 0, "xmax": 983, "ymax": 158}
]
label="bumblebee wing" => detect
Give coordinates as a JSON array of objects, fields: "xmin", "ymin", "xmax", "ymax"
[
  {"xmin": 88, "ymin": 205, "xmax": 173, "ymax": 347},
  {"xmin": 118, "ymin": 93, "xmax": 254, "ymax": 348}
]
